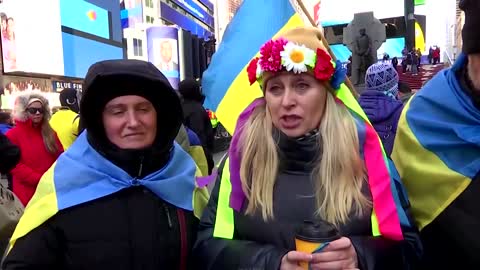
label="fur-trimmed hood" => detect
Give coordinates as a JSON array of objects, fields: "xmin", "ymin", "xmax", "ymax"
[{"xmin": 13, "ymin": 92, "xmax": 52, "ymax": 123}]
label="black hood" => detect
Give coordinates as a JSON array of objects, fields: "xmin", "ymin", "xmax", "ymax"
[
  {"xmin": 460, "ymin": 0, "xmax": 480, "ymax": 54},
  {"xmin": 178, "ymin": 79, "xmax": 205, "ymax": 103},
  {"xmin": 80, "ymin": 59, "xmax": 183, "ymax": 177}
]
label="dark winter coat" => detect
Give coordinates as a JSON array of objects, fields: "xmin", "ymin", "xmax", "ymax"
[
  {"xmin": 418, "ymin": 55, "xmax": 480, "ymax": 269},
  {"xmin": 194, "ymin": 131, "xmax": 421, "ymax": 270},
  {"xmin": 4, "ymin": 187, "xmax": 199, "ymax": 270},
  {"xmin": 0, "ymin": 132, "xmax": 20, "ymax": 174},
  {"xmin": 359, "ymin": 90, "xmax": 404, "ymax": 156},
  {"xmin": 179, "ymin": 79, "xmax": 215, "ymax": 173}
]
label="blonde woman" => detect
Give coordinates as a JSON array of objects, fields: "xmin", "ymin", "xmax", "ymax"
[
  {"xmin": 194, "ymin": 27, "xmax": 420, "ymax": 270},
  {"xmin": 6, "ymin": 93, "xmax": 63, "ymax": 206}
]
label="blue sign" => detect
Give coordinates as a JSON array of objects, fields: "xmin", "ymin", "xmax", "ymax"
[
  {"xmin": 52, "ymin": 81, "xmax": 83, "ymax": 92},
  {"xmin": 198, "ymin": 0, "xmax": 213, "ymax": 11},
  {"xmin": 60, "ymin": 0, "xmax": 110, "ymax": 39},
  {"xmin": 170, "ymin": 0, "xmax": 214, "ymax": 28},
  {"xmin": 160, "ymin": 2, "xmax": 213, "ymax": 39}
]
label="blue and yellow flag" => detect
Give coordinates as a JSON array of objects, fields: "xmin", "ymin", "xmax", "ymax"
[
  {"xmin": 392, "ymin": 54, "xmax": 480, "ymax": 230},
  {"xmin": 202, "ymin": 0, "xmax": 304, "ymax": 133},
  {"xmin": 9, "ymin": 132, "xmax": 209, "ymax": 251}
]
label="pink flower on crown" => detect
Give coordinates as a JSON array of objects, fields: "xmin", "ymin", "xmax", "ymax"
[
  {"xmin": 259, "ymin": 38, "xmax": 287, "ymax": 72},
  {"xmin": 247, "ymin": 57, "xmax": 260, "ymax": 85}
]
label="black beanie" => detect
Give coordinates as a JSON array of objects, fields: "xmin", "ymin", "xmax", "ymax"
[
  {"xmin": 178, "ymin": 79, "xmax": 204, "ymax": 102},
  {"xmin": 460, "ymin": 0, "xmax": 480, "ymax": 54},
  {"xmin": 59, "ymin": 88, "xmax": 79, "ymax": 113}
]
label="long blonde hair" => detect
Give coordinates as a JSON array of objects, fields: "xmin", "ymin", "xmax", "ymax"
[
  {"xmin": 239, "ymin": 90, "xmax": 371, "ymax": 226},
  {"xmin": 13, "ymin": 92, "xmax": 59, "ymax": 154}
]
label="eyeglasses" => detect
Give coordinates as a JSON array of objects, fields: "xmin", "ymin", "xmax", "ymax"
[{"xmin": 26, "ymin": 107, "xmax": 44, "ymax": 114}]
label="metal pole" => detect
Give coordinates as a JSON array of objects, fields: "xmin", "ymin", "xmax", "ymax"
[{"xmin": 405, "ymin": 0, "xmax": 415, "ymax": 50}]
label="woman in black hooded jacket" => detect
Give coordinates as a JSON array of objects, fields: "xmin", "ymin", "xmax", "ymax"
[{"xmin": 3, "ymin": 59, "xmax": 208, "ymax": 270}]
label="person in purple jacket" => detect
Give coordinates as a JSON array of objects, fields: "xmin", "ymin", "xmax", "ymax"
[{"xmin": 359, "ymin": 62, "xmax": 404, "ymax": 156}]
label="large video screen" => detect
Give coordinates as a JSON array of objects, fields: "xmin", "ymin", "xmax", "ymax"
[
  {"xmin": 61, "ymin": 0, "xmax": 110, "ymax": 39},
  {"xmin": 62, "ymin": 32, "xmax": 123, "ymax": 78},
  {"xmin": 319, "ymin": 0, "xmax": 404, "ymax": 26},
  {"xmin": 60, "ymin": 0, "xmax": 124, "ymax": 78},
  {"xmin": 0, "ymin": 0, "xmax": 65, "ymax": 75}
]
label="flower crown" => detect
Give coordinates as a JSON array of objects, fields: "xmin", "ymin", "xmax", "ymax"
[{"xmin": 247, "ymin": 38, "xmax": 346, "ymax": 89}]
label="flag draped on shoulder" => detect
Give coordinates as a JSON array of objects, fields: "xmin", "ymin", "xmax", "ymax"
[
  {"xmin": 392, "ymin": 54, "xmax": 480, "ymax": 231},
  {"xmin": 202, "ymin": 0, "xmax": 304, "ymax": 133},
  {"xmin": 8, "ymin": 132, "xmax": 209, "ymax": 252}
]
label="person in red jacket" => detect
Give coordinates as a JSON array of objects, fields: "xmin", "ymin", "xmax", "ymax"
[{"xmin": 6, "ymin": 93, "xmax": 63, "ymax": 206}]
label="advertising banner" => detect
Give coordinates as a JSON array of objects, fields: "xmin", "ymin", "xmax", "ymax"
[
  {"xmin": 170, "ymin": 0, "xmax": 214, "ymax": 28},
  {"xmin": 147, "ymin": 26, "xmax": 180, "ymax": 89},
  {"xmin": 120, "ymin": 0, "xmax": 143, "ymax": 29},
  {"xmin": 160, "ymin": 2, "xmax": 212, "ymax": 39},
  {"xmin": 0, "ymin": 77, "xmax": 54, "ymax": 110},
  {"xmin": 0, "ymin": 0, "xmax": 64, "ymax": 75},
  {"xmin": 52, "ymin": 81, "xmax": 83, "ymax": 93}
]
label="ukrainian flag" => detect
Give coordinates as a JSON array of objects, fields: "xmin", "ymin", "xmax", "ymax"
[
  {"xmin": 7, "ymin": 132, "xmax": 209, "ymax": 252},
  {"xmin": 392, "ymin": 54, "xmax": 480, "ymax": 230},
  {"xmin": 202, "ymin": 0, "xmax": 304, "ymax": 133}
]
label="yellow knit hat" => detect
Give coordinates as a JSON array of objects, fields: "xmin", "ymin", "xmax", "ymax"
[{"xmin": 280, "ymin": 27, "xmax": 328, "ymax": 53}]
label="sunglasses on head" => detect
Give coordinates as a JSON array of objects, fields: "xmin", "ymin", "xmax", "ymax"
[{"xmin": 26, "ymin": 107, "xmax": 44, "ymax": 114}]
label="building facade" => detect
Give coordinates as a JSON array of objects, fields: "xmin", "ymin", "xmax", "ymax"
[{"xmin": 121, "ymin": 0, "xmax": 214, "ymax": 87}]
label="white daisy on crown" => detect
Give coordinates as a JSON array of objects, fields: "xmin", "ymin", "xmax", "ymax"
[{"xmin": 247, "ymin": 37, "xmax": 338, "ymax": 87}]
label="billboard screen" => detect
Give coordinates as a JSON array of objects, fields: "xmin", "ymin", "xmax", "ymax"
[
  {"xmin": 62, "ymin": 32, "xmax": 123, "ymax": 78},
  {"xmin": 60, "ymin": 0, "xmax": 124, "ymax": 78},
  {"xmin": 147, "ymin": 26, "xmax": 180, "ymax": 89},
  {"xmin": 61, "ymin": 0, "xmax": 110, "ymax": 39},
  {"xmin": 170, "ymin": 0, "xmax": 214, "ymax": 28},
  {"xmin": 0, "ymin": 0, "xmax": 65, "ymax": 75}
]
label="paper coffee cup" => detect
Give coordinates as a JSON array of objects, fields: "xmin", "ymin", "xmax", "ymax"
[{"xmin": 295, "ymin": 220, "xmax": 340, "ymax": 269}]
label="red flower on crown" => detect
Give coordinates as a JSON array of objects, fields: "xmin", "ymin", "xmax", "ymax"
[
  {"xmin": 247, "ymin": 57, "xmax": 260, "ymax": 85},
  {"xmin": 259, "ymin": 38, "xmax": 287, "ymax": 72},
  {"xmin": 313, "ymin": 48, "xmax": 335, "ymax": 81}
]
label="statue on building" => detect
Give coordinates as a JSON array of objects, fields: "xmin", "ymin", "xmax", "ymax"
[
  {"xmin": 354, "ymin": 28, "xmax": 373, "ymax": 85},
  {"xmin": 344, "ymin": 12, "xmax": 386, "ymax": 88}
]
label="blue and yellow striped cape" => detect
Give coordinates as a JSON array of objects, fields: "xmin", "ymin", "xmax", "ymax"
[
  {"xmin": 392, "ymin": 54, "xmax": 480, "ymax": 230},
  {"xmin": 8, "ymin": 132, "xmax": 209, "ymax": 251}
]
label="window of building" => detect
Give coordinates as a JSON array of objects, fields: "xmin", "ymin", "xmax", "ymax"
[
  {"xmin": 146, "ymin": 15, "xmax": 154, "ymax": 24},
  {"xmin": 133, "ymin": 38, "xmax": 143, "ymax": 56},
  {"xmin": 145, "ymin": 0, "xmax": 154, "ymax": 8}
]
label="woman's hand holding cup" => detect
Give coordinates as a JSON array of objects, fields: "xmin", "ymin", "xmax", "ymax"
[
  {"xmin": 280, "ymin": 251, "xmax": 312, "ymax": 270},
  {"xmin": 309, "ymin": 237, "xmax": 359, "ymax": 270}
]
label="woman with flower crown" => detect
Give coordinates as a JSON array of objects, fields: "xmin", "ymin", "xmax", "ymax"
[{"xmin": 194, "ymin": 27, "xmax": 421, "ymax": 270}]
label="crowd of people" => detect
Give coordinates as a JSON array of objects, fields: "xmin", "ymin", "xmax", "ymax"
[{"xmin": 0, "ymin": 0, "xmax": 478, "ymax": 269}]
